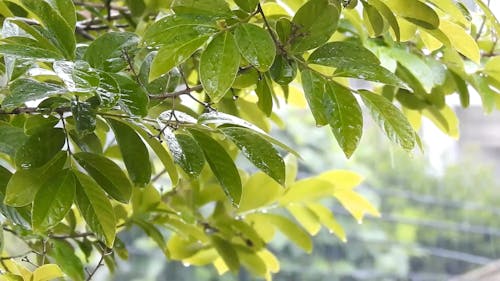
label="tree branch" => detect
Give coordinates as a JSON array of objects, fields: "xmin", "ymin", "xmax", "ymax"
[{"xmin": 148, "ymin": 85, "xmax": 204, "ymax": 100}]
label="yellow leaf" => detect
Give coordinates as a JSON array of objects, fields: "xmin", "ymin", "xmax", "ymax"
[
  {"xmin": 183, "ymin": 249, "xmax": 218, "ymax": 266},
  {"xmin": 423, "ymin": 105, "xmax": 460, "ymax": 139},
  {"xmin": 308, "ymin": 202, "xmax": 347, "ymax": 242},
  {"xmin": 238, "ymin": 172, "xmax": 283, "ymax": 213},
  {"xmin": 31, "ymin": 264, "xmax": 64, "ymax": 281},
  {"xmin": 257, "ymin": 249, "xmax": 280, "ymax": 273},
  {"xmin": 397, "ymin": 19, "xmax": 417, "ymax": 42},
  {"xmin": 317, "ymin": 170, "xmax": 363, "ymax": 190},
  {"xmin": 420, "ymin": 30, "xmax": 443, "ymax": 52},
  {"xmin": 286, "ymin": 204, "xmax": 321, "ymax": 235},
  {"xmin": 403, "ymin": 108, "xmax": 422, "ymax": 131},
  {"xmin": 279, "ymin": 178, "xmax": 334, "ymax": 204},
  {"xmin": 485, "ymin": 56, "xmax": 500, "ymax": 82},
  {"xmin": 334, "ymin": 190, "xmax": 380, "ymax": 222},
  {"xmin": 213, "ymin": 258, "xmax": 229, "ymax": 275},
  {"xmin": 439, "ymin": 19, "xmax": 480, "ymax": 63}
]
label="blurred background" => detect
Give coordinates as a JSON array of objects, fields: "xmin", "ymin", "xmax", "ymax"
[{"xmin": 103, "ymin": 102, "xmax": 500, "ymax": 281}]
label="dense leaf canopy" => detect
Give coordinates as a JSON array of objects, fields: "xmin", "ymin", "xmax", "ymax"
[{"xmin": 0, "ymin": 0, "xmax": 499, "ymax": 280}]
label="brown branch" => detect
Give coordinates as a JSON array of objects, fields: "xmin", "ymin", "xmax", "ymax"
[
  {"xmin": 257, "ymin": 4, "xmax": 285, "ymax": 53},
  {"xmin": 148, "ymin": 85, "xmax": 204, "ymax": 100},
  {"xmin": 73, "ymin": 1, "xmax": 129, "ymax": 12},
  {"xmin": 85, "ymin": 249, "xmax": 112, "ymax": 281},
  {"xmin": 49, "ymin": 232, "xmax": 94, "ymax": 240}
]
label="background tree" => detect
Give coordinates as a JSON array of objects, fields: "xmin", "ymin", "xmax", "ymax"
[{"xmin": 0, "ymin": 0, "xmax": 499, "ymax": 280}]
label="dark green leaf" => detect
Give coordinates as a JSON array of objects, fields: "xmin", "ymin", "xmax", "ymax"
[
  {"xmin": 200, "ymin": 32, "xmax": 240, "ymax": 102},
  {"xmin": 301, "ymin": 69, "xmax": 332, "ymax": 126},
  {"xmin": 171, "ymin": 0, "xmax": 231, "ymax": 17},
  {"xmin": 291, "ymin": 0, "xmax": 341, "ymax": 52},
  {"xmin": 451, "ymin": 71, "xmax": 470, "ymax": 108},
  {"xmin": 24, "ymin": 115, "xmax": 59, "ymax": 136},
  {"xmin": 325, "ymin": 81, "xmax": 363, "ymax": 158},
  {"xmin": 3, "ymin": 78, "xmax": 65, "ymax": 110},
  {"xmin": 234, "ymin": 0, "xmax": 258, "ymax": 12},
  {"xmin": 84, "ymin": 32, "xmax": 139, "ymax": 72},
  {"xmin": 20, "ymin": 0, "xmax": 75, "ymax": 58},
  {"xmin": 359, "ymin": 90, "xmax": 416, "ymax": 151},
  {"xmin": 133, "ymin": 219, "xmax": 167, "ymax": 253},
  {"xmin": 234, "ymin": 23, "xmax": 276, "ymax": 72},
  {"xmin": 74, "ymin": 171, "xmax": 116, "ymax": 247},
  {"xmin": 396, "ymin": 89, "xmax": 428, "ymax": 110},
  {"xmin": 5, "ymin": 152, "xmax": 67, "ymax": 207},
  {"xmin": 15, "ymin": 128, "xmax": 65, "ymax": 169},
  {"xmin": 106, "ymin": 118, "xmax": 151, "ymax": 186},
  {"xmin": 255, "ymin": 74, "xmax": 274, "ymax": 116},
  {"xmin": 368, "ymin": 0, "xmax": 400, "ymax": 41},
  {"xmin": 111, "ymin": 74, "xmax": 149, "ymax": 117},
  {"xmin": 73, "ymin": 152, "xmax": 133, "ymax": 203},
  {"xmin": 96, "ymin": 71, "xmax": 121, "ymax": 108},
  {"xmin": 164, "ymin": 128, "xmax": 205, "ymax": 177},
  {"xmin": 51, "ymin": 240, "xmax": 85, "ymax": 281},
  {"xmin": 32, "ymin": 169, "xmax": 75, "ymax": 231},
  {"xmin": 71, "ymin": 100, "xmax": 97, "ymax": 136},
  {"xmin": 211, "ymin": 235, "xmax": 240, "ymax": 272},
  {"xmin": 362, "ymin": 1, "xmax": 385, "ymax": 36},
  {"xmin": 53, "ymin": 60, "xmax": 100, "ymax": 93},
  {"xmin": 270, "ymin": 54, "xmax": 298, "ymax": 85},
  {"xmin": 333, "ymin": 64, "xmax": 406, "ymax": 87},
  {"xmin": 220, "ymin": 127, "xmax": 285, "ymax": 185},
  {"xmin": 48, "ymin": 0, "xmax": 76, "ymax": 29},
  {"xmin": 69, "ymin": 131, "xmax": 103, "ymax": 154},
  {"xmin": 189, "ymin": 129, "xmax": 242, "ymax": 205},
  {"xmin": 308, "ymin": 41, "xmax": 380, "ymax": 68},
  {"xmin": 0, "ymin": 124, "xmax": 27, "ymax": 157}
]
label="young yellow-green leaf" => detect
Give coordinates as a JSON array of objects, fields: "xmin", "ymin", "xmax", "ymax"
[
  {"xmin": 279, "ymin": 178, "xmax": 334, "ymax": 205},
  {"xmin": 318, "ymin": 170, "xmax": 364, "ymax": 190},
  {"xmin": 286, "ymin": 204, "xmax": 321, "ymax": 235},
  {"xmin": 163, "ymin": 128, "xmax": 205, "ymax": 178},
  {"xmin": 236, "ymin": 247, "xmax": 267, "ymax": 277},
  {"xmin": 211, "ymin": 236, "xmax": 240, "ymax": 272},
  {"xmin": 439, "ymin": 19, "xmax": 480, "ymax": 64},
  {"xmin": 200, "ymin": 32, "xmax": 240, "ymax": 102},
  {"xmin": 84, "ymin": 32, "xmax": 139, "ymax": 72},
  {"xmin": 15, "ymin": 128, "xmax": 65, "ymax": 170},
  {"xmin": 234, "ymin": 0, "xmax": 259, "ymax": 12},
  {"xmin": 107, "ymin": 118, "xmax": 151, "ymax": 186},
  {"xmin": 133, "ymin": 218, "xmax": 167, "ymax": 252},
  {"xmin": 386, "ymin": 0, "xmax": 440, "ymax": 29},
  {"xmin": 485, "ymin": 56, "xmax": 500, "ymax": 82},
  {"xmin": 308, "ymin": 202, "xmax": 346, "ymax": 241},
  {"xmin": 3, "ymin": 78, "xmax": 65, "ymax": 110},
  {"xmin": 291, "ymin": 0, "xmax": 341, "ymax": 52},
  {"xmin": 325, "ymin": 82, "xmax": 363, "ymax": 158},
  {"xmin": 368, "ymin": 0, "xmax": 400, "ymax": 41},
  {"xmin": 31, "ymin": 264, "xmax": 64, "ymax": 281},
  {"xmin": 189, "ymin": 129, "xmax": 242, "ymax": 205},
  {"xmin": 51, "ymin": 240, "xmax": 85, "ymax": 281},
  {"xmin": 129, "ymin": 124, "xmax": 179, "ymax": 186},
  {"xmin": 0, "ymin": 124, "xmax": 27, "ymax": 157},
  {"xmin": 4, "ymin": 152, "xmax": 67, "ymax": 207},
  {"xmin": 20, "ymin": 0, "xmax": 75, "ymax": 59},
  {"xmin": 334, "ymin": 189, "xmax": 380, "ymax": 223},
  {"xmin": 234, "ymin": 23, "xmax": 276, "ymax": 72},
  {"xmin": 359, "ymin": 90, "xmax": 416, "ymax": 151},
  {"xmin": 262, "ymin": 214, "xmax": 313, "ymax": 253},
  {"xmin": 238, "ymin": 172, "xmax": 284, "ymax": 213},
  {"xmin": 150, "ymin": 36, "xmax": 209, "ymax": 81},
  {"xmin": 32, "ymin": 169, "xmax": 75, "ymax": 231},
  {"xmin": 73, "ymin": 152, "xmax": 133, "ymax": 203},
  {"xmin": 220, "ymin": 126, "xmax": 285, "ymax": 185},
  {"xmin": 74, "ymin": 171, "xmax": 116, "ymax": 247}
]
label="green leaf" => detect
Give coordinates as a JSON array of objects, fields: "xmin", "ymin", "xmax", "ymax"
[
  {"xmin": 32, "ymin": 169, "xmax": 75, "ymax": 231},
  {"xmin": 15, "ymin": 128, "xmax": 65, "ymax": 169},
  {"xmin": 5, "ymin": 152, "xmax": 67, "ymax": 207},
  {"xmin": 0, "ymin": 124, "xmax": 27, "ymax": 157},
  {"xmin": 211, "ymin": 235, "xmax": 240, "ymax": 272},
  {"xmin": 308, "ymin": 203, "xmax": 346, "ymax": 241},
  {"xmin": 286, "ymin": 204, "xmax": 321, "ymax": 235},
  {"xmin": 163, "ymin": 128, "xmax": 205, "ymax": 177},
  {"xmin": 308, "ymin": 41, "xmax": 380, "ymax": 68},
  {"xmin": 3, "ymin": 78, "xmax": 65, "ymax": 110},
  {"xmin": 451, "ymin": 71, "xmax": 470, "ymax": 108},
  {"xmin": 171, "ymin": 0, "xmax": 231, "ymax": 17},
  {"xmin": 150, "ymin": 36, "xmax": 209, "ymax": 81},
  {"xmin": 234, "ymin": 23, "xmax": 276, "ymax": 72},
  {"xmin": 73, "ymin": 152, "xmax": 133, "ymax": 203},
  {"xmin": 24, "ymin": 115, "xmax": 59, "ymax": 136},
  {"xmin": 71, "ymin": 100, "xmax": 97, "ymax": 136},
  {"xmin": 234, "ymin": 0, "xmax": 259, "ymax": 12},
  {"xmin": 270, "ymin": 54, "xmax": 298, "ymax": 85},
  {"xmin": 189, "ymin": 129, "xmax": 242, "ymax": 205},
  {"xmin": 368, "ymin": 0, "xmax": 400, "ymax": 41},
  {"xmin": 143, "ymin": 14, "xmax": 218, "ymax": 48},
  {"xmin": 200, "ymin": 32, "xmax": 240, "ymax": 102},
  {"xmin": 325, "ymin": 81, "xmax": 363, "ymax": 158},
  {"xmin": 291, "ymin": 0, "xmax": 341, "ymax": 52},
  {"xmin": 220, "ymin": 127, "xmax": 285, "ymax": 185},
  {"xmin": 110, "ymin": 74, "xmax": 149, "ymax": 117},
  {"xmin": 0, "ymin": 44, "xmax": 64, "ymax": 60},
  {"xmin": 20, "ymin": 0, "xmax": 75, "ymax": 58},
  {"xmin": 69, "ymin": 131, "xmax": 103, "ymax": 154},
  {"xmin": 359, "ymin": 90, "xmax": 416, "ymax": 151},
  {"xmin": 51, "ymin": 240, "xmax": 85, "ymax": 281},
  {"xmin": 261, "ymin": 214, "xmax": 312, "ymax": 253},
  {"xmin": 129, "ymin": 124, "xmax": 178, "ymax": 186},
  {"xmin": 238, "ymin": 172, "xmax": 283, "ymax": 211},
  {"xmin": 386, "ymin": 0, "xmax": 439, "ymax": 29},
  {"xmin": 96, "ymin": 71, "xmax": 121, "ymax": 108},
  {"xmin": 439, "ymin": 19, "xmax": 480, "ymax": 63},
  {"xmin": 301, "ymin": 69, "xmax": 331, "ymax": 126},
  {"xmin": 255, "ymin": 74, "xmax": 274, "ymax": 116},
  {"xmin": 363, "ymin": 1, "xmax": 384, "ymax": 37},
  {"xmin": 334, "ymin": 64, "xmax": 405, "ymax": 87},
  {"xmin": 133, "ymin": 219, "xmax": 167, "ymax": 252},
  {"xmin": 84, "ymin": 32, "xmax": 139, "ymax": 72},
  {"xmin": 52, "ymin": 60, "xmax": 100, "ymax": 93},
  {"xmin": 106, "ymin": 118, "xmax": 151, "ymax": 186},
  {"xmin": 74, "ymin": 171, "xmax": 116, "ymax": 247}
]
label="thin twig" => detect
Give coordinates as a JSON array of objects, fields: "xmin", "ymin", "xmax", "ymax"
[
  {"xmin": 148, "ymin": 85, "xmax": 204, "ymax": 100},
  {"xmin": 86, "ymin": 249, "xmax": 113, "ymax": 281},
  {"xmin": 152, "ymin": 169, "xmax": 167, "ymax": 182},
  {"xmin": 49, "ymin": 232, "xmax": 94, "ymax": 240},
  {"xmin": 73, "ymin": 1, "xmax": 129, "ymax": 12},
  {"xmin": 0, "ymin": 251, "xmax": 35, "ymax": 261},
  {"xmin": 257, "ymin": 4, "xmax": 285, "ymax": 53}
]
